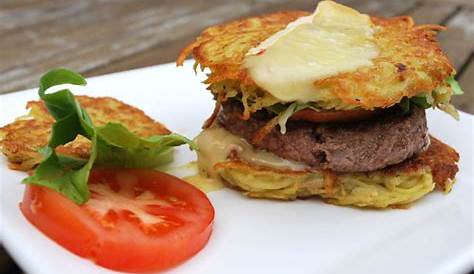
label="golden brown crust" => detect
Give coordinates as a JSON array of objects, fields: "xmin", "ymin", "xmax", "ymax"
[
  {"xmin": 178, "ymin": 11, "xmax": 454, "ymax": 110},
  {"xmin": 0, "ymin": 96, "xmax": 170, "ymax": 171},
  {"xmin": 0, "ymin": 119, "xmax": 51, "ymax": 171},
  {"xmin": 214, "ymin": 135, "xmax": 459, "ymax": 192},
  {"xmin": 177, "ymin": 11, "xmax": 306, "ymax": 86},
  {"xmin": 382, "ymin": 136, "xmax": 459, "ymax": 191}
]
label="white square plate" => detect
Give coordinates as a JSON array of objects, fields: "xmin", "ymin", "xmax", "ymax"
[{"xmin": 0, "ymin": 61, "xmax": 473, "ymax": 274}]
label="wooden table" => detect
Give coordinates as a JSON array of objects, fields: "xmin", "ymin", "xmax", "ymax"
[
  {"xmin": 1, "ymin": 1, "xmax": 473, "ymax": 273},
  {"xmin": 1, "ymin": 0, "xmax": 473, "ymax": 113}
]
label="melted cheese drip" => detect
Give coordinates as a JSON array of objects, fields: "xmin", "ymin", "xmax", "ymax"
[
  {"xmin": 194, "ymin": 127, "xmax": 309, "ymax": 178},
  {"xmin": 244, "ymin": 0, "xmax": 379, "ymax": 102},
  {"xmin": 183, "ymin": 173, "xmax": 225, "ymax": 193},
  {"xmin": 158, "ymin": 161, "xmax": 224, "ymax": 193}
]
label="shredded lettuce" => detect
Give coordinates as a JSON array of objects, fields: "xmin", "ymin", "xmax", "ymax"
[
  {"xmin": 277, "ymin": 103, "xmax": 298, "ymax": 134},
  {"xmin": 23, "ymin": 69, "xmax": 197, "ymax": 204},
  {"xmin": 402, "ymin": 76, "xmax": 462, "ymax": 119},
  {"xmin": 266, "ymin": 103, "xmax": 289, "ymax": 114},
  {"xmin": 236, "ymin": 76, "xmax": 464, "ymax": 134},
  {"xmin": 273, "ymin": 102, "xmax": 321, "ymax": 134},
  {"xmin": 392, "ymin": 75, "xmax": 464, "ymax": 119}
]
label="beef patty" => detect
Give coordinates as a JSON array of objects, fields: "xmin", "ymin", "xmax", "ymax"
[{"xmin": 217, "ymin": 101, "xmax": 430, "ymax": 172}]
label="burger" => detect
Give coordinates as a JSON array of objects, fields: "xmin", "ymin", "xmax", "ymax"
[{"xmin": 177, "ymin": 1, "xmax": 461, "ymax": 208}]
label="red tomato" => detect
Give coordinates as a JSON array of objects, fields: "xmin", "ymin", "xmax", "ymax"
[{"xmin": 20, "ymin": 168, "xmax": 215, "ymax": 273}]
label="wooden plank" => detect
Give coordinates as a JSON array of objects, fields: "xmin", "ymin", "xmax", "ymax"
[
  {"xmin": 424, "ymin": 0, "xmax": 474, "ymax": 6},
  {"xmin": 453, "ymin": 56, "xmax": 474, "ymax": 114},
  {"xmin": 0, "ymin": 0, "xmax": 348, "ymax": 92},
  {"xmin": 77, "ymin": 0, "xmax": 421, "ymax": 79},
  {"xmin": 251, "ymin": 0, "xmax": 317, "ymax": 13},
  {"xmin": 262, "ymin": 0, "xmax": 419, "ymax": 17},
  {"xmin": 0, "ymin": 0, "xmax": 222, "ymax": 65},
  {"xmin": 346, "ymin": 0, "xmax": 418, "ymax": 17},
  {"xmin": 0, "ymin": 0, "xmax": 255, "ymax": 93},
  {"xmin": 407, "ymin": 2, "xmax": 458, "ymax": 25},
  {"xmin": 438, "ymin": 7, "xmax": 474, "ymax": 70},
  {"xmin": 88, "ymin": 0, "xmax": 320, "ymax": 76},
  {"xmin": 0, "ymin": 0, "xmax": 471, "ymax": 99},
  {"xmin": 0, "ymin": 0, "xmax": 56, "ymax": 11},
  {"xmin": 0, "ymin": 1, "xmax": 91, "ymax": 33}
]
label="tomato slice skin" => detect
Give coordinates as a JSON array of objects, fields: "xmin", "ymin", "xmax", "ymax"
[
  {"xmin": 290, "ymin": 109, "xmax": 379, "ymax": 123},
  {"xmin": 20, "ymin": 168, "xmax": 215, "ymax": 273}
]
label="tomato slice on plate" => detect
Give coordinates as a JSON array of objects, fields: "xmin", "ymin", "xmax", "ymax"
[{"xmin": 20, "ymin": 168, "xmax": 215, "ymax": 273}]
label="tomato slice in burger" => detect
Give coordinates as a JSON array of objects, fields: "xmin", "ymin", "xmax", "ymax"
[{"xmin": 20, "ymin": 168, "xmax": 215, "ymax": 272}]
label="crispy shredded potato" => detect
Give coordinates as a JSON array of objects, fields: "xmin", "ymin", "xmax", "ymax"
[
  {"xmin": 209, "ymin": 137, "xmax": 459, "ymax": 208},
  {"xmin": 0, "ymin": 96, "xmax": 170, "ymax": 171},
  {"xmin": 178, "ymin": 11, "xmax": 454, "ymax": 112}
]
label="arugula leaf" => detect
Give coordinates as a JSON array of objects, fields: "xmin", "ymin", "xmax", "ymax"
[
  {"xmin": 95, "ymin": 123, "xmax": 196, "ymax": 168},
  {"xmin": 23, "ymin": 69, "xmax": 196, "ymax": 205},
  {"xmin": 447, "ymin": 76, "xmax": 464, "ymax": 95},
  {"xmin": 23, "ymin": 69, "xmax": 93, "ymax": 204}
]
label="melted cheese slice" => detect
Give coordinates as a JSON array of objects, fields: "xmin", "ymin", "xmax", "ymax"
[
  {"xmin": 194, "ymin": 127, "xmax": 309, "ymax": 178},
  {"xmin": 244, "ymin": 1, "xmax": 379, "ymax": 102}
]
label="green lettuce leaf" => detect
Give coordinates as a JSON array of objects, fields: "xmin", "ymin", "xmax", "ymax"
[
  {"xmin": 447, "ymin": 76, "xmax": 464, "ymax": 95},
  {"xmin": 399, "ymin": 97, "xmax": 411, "ymax": 113},
  {"xmin": 410, "ymin": 95, "xmax": 432, "ymax": 109},
  {"xmin": 23, "ymin": 69, "xmax": 196, "ymax": 205},
  {"xmin": 399, "ymin": 95, "xmax": 432, "ymax": 114}
]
